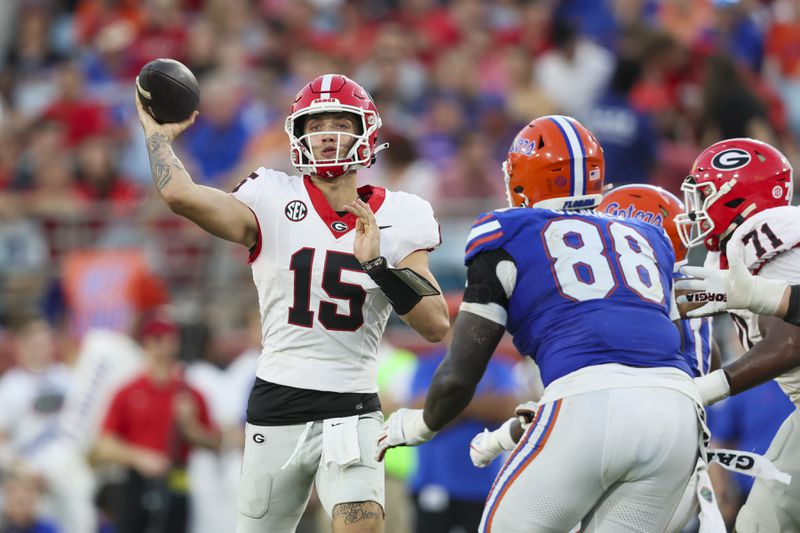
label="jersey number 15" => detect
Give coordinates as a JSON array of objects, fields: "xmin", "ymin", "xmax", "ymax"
[{"xmin": 288, "ymin": 248, "xmax": 366, "ymax": 331}]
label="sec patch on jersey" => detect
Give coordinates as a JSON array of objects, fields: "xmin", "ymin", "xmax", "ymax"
[{"xmin": 136, "ymin": 58, "xmax": 199, "ymax": 124}]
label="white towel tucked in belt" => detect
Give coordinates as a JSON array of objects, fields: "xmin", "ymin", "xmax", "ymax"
[{"xmin": 322, "ymin": 415, "xmax": 360, "ymax": 467}]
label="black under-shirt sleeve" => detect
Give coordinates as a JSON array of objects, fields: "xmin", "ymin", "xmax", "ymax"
[
  {"xmin": 463, "ymin": 248, "xmax": 515, "ymax": 308},
  {"xmin": 785, "ymin": 285, "xmax": 800, "ymax": 327}
]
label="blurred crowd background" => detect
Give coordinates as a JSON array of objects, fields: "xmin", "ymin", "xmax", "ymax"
[{"xmin": 0, "ymin": 0, "xmax": 799, "ymax": 532}]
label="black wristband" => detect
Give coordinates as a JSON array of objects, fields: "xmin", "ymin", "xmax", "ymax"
[
  {"xmin": 786, "ymin": 285, "xmax": 800, "ymax": 327},
  {"xmin": 361, "ymin": 256, "xmax": 387, "ymax": 275},
  {"xmin": 361, "ymin": 256, "xmax": 440, "ymax": 315}
]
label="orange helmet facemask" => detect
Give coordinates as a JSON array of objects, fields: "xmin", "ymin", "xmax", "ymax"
[{"xmin": 503, "ymin": 115, "xmax": 605, "ymax": 210}]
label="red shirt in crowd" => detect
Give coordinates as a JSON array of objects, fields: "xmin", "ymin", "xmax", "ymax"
[
  {"xmin": 42, "ymin": 99, "xmax": 110, "ymax": 147},
  {"xmin": 101, "ymin": 373, "xmax": 213, "ymax": 466}
]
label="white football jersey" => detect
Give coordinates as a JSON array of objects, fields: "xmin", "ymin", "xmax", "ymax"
[
  {"xmin": 232, "ymin": 168, "xmax": 440, "ymax": 393},
  {"xmin": 708, "ymin": 206, "xmax": 800, "ymax": 404}
]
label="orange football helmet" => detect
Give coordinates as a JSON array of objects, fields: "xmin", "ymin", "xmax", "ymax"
[
  {"xmin": 597, "ymin": 184, "xmax": 688, "ymax": 263},
  {"xmin": 503, "ymin": 115, "xmax": 604, "ymax": 210}
]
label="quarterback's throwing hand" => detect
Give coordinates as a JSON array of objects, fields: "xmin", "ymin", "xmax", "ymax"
[
  {"xmin": 134, "ymin": 87, "xmax": 198, "ymax": 142},
  {"xmin": 376, "ymin": 408, "xmax": 436, "ymax": 462}
]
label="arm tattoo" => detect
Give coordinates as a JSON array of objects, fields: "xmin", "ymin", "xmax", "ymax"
[
  {"xmin": 146, "ymin": 133, "xmax": 186, "ymax": 190},
  {"xmin": 332, "ymin": 502, "xmax": 383, "ymax": 524}
]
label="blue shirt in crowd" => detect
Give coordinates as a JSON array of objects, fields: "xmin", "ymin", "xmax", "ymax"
[{"xmin": 409, "ymin": 350, "xmax": 517, "ymax": 502}]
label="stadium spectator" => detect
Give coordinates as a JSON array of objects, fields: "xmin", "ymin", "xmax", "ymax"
[
  {"xmin": 41, "ymin": 61, "xmax": 110, "ymax": 147},
  {"xmin": 710, "ymin": 0, "xmax": 764, "ymax": 72},
  {"xmin": 73, "ymin": 135, "xmax": 143, "ymax": 216},
  {"xmin": 93, "ymin": 312, "xmax": 219, "ymax": 533},
  {"xmin": 437, "ymin": 132, "xmax": 506, "ymax": 206},
  {"xmin": 0, "ymin": 314, "xmax": 95, "ymax": 533},
  {"xmin": 585, "ymin": 56, "xmax": 659, "ymax": 186},
  {"xmin": 408, "ymin": 350, "xmax": 517, "ymax": 533},
  {"xmin": 764, "ymin": 0, "xmax": 800, "ymax": 142},
  {"xmin": 182, "ymin": 74, "xmax": 252, "ymax": 187},
  {"xmin": 701, "ymin": 54, "xmax": 776, "ymax": 146},
  {"xmin": 376, "ymin": 341, "xmax": 418, "ymax": 533},
  {"xmin": 60, "ymin": 248, "xmax": 167, "ymax": 338},
  {"xmin": 5, "ymin": 6, "xmax": 63, "ymax": 119},
  {"xmin": 0, "ymin": 466, "xmax": 59, "ymax": 533},
  {"xmin": 500, "ymin": 45, "xmax": 557, "ymax": 127},
  {"xmin": 534, "ymin": 19, "xmax": 614, "ymax": 118},
  {"xmin": 359, "ymin": 132, "xmax": 437, "ymax": 204},
  {"xmin": 185, "ymin": 313, "xmax": 258, "ymax": 533}
]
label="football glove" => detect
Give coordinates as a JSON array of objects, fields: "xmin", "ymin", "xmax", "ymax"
[
  {"xmin": 676, "ymin": 252, "xmax": 788, "ymax": 317},
  {"xmin": 469, "ymin": 417, "xmax": 518, "ymax": 468},
  {"xmin": 376, "ymin": 408, "xmax": 436, "ymax": 461},
  {"xmin": 694, "ymin": 369, "xmax": 730, "ymax": 406},
  {"xmin": 514, "ymin": 401, "xmax": 538, "ymax": 429}
]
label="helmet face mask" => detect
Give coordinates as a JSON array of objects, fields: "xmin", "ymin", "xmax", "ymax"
[
  {"xmin": 503, "ymin": 115, "xmax": 604, "ymax": 211},
  {"xmin": 675, "ymin": 138, "xmax": 793, "ymax": 252},
  {"xmin": 675, "ymin": 178, "xmax": 719, "ymax": 250},
  {"xmin": 285, "ymin": 75, "xmax": 386, "ymax": 179}
]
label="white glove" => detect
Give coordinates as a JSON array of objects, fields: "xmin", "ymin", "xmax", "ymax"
[
  {"xmin": 676, "ymin": 252, "xmax": 788, "ymax": 317},
  {"xmin": 694, "ymin": 369, "xmax": 731, "ymax": 406},
  {"xmin": 469, "ymin": 417, "xmax": 518, "ymax": 468},
  {"xmin": 376, "ymin": 408, "xmax": 436, "ymax": 461},
  {"xmin": 514, "ymin": 401, "xmax": 538, "ymax": 429}
]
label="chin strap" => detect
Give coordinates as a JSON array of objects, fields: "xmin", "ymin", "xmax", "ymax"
[{"xmin": 374, "ymin": 142, "xmax": 389, "ymax": 157}]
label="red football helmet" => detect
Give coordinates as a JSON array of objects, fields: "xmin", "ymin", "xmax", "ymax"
[
  {"xmin": 285, "ymin": 74, "xmax": 387, "ymax": 179},
  {"xmin": 598, "ymin": 184, "xmax": 688, "ymax": 263},
  {"xmin": 503, "ymin": 115, "xmax": 604, "ymax": 210},
  {"xmin": 674, "ymin": 138, "xmax": 793, "ymax": 252}
]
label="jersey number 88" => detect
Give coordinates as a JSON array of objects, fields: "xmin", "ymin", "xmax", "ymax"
[{"xmin": 542, "ymin": 219, "xmax": 665, "ymax": 303}]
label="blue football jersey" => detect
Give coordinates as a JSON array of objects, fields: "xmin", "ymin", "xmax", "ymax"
[
  {"xmin": 464, "ymin": 208, "xmax": 691, "ymax": 386},
  {"xmin": 678, "ymin": 317, "xmax": 712, "ymax": 377}
]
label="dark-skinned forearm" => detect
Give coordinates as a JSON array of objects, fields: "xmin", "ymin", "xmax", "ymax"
[
  {"xmin": 785, "ymin": 285, "xmax": 800, "ymax": 326},
  {"xmin": 710, "ymin": 339, "xmax": 722, "ymax": 372},
  {"xmin": 422, "ymin": 358, "xmax": 481, "ymax": 431},
  {"xmin": 460, "ymin": 393, "xmax": 520, "ymax": 424},
  {"xmin": 422, "ymin": 313, "xmax": 505, "ymax": 430},
  {"xmin": 725, "ymin": 315, "xmax": 800, "ymax": 395}
]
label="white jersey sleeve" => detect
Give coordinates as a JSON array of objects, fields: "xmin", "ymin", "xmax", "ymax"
[
  {"xmin": 726, "ymin": 206, "xmax": 800, "ymax": 275},
  {"xmin": 380, "ymin": 192, "xmax": 440, "ymax": 263},
  {"xmin": 230, "ymin": 169, "xmax": 266, "ymax": 210},
  {"xmin": 723, "ymin": 206, "xmax": 800, "ymax": 405}
]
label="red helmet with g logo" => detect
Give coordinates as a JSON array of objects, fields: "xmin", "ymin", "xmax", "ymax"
[
  {"xmin": 503, "ymin": 115, "xmax": 604, "ymax": 210},
  {"xmin": 674, "ymin": 138, "xmax": 793, "ymax": 252},
  {"xmin": 284, "ymin": 74, "xmax": 387, "ymax": 179}
]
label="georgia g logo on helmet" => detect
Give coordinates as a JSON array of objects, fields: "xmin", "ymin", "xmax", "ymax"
[{"xmin": 710, "ymin": 148, "xmax": 751, "ymax": 171}]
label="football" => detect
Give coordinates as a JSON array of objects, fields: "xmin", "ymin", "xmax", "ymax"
[{"xmin": 136, "ymin": 58, "xmax": 200, "ymax": 124}]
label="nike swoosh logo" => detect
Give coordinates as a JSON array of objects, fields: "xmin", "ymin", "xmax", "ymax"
[
  {"xmin": 331, "ymin": 422, "xmax": 344, "ymax": 427},
  {"xmin": 378, "ymin": 225, "xmax": 392, "ymax": 230}
]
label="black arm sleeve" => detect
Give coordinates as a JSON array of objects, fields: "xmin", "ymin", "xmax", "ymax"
[
  {"xmin": 786, "ymin": 285, "xmax": 800, "ymax": 327},
  {"xmin": 463, "ymin": 248, "xmax": 515, "ymax": 307},
  {"xmin": 362, "ymin": 256, "xmax": 440, "ymax": 315}
]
